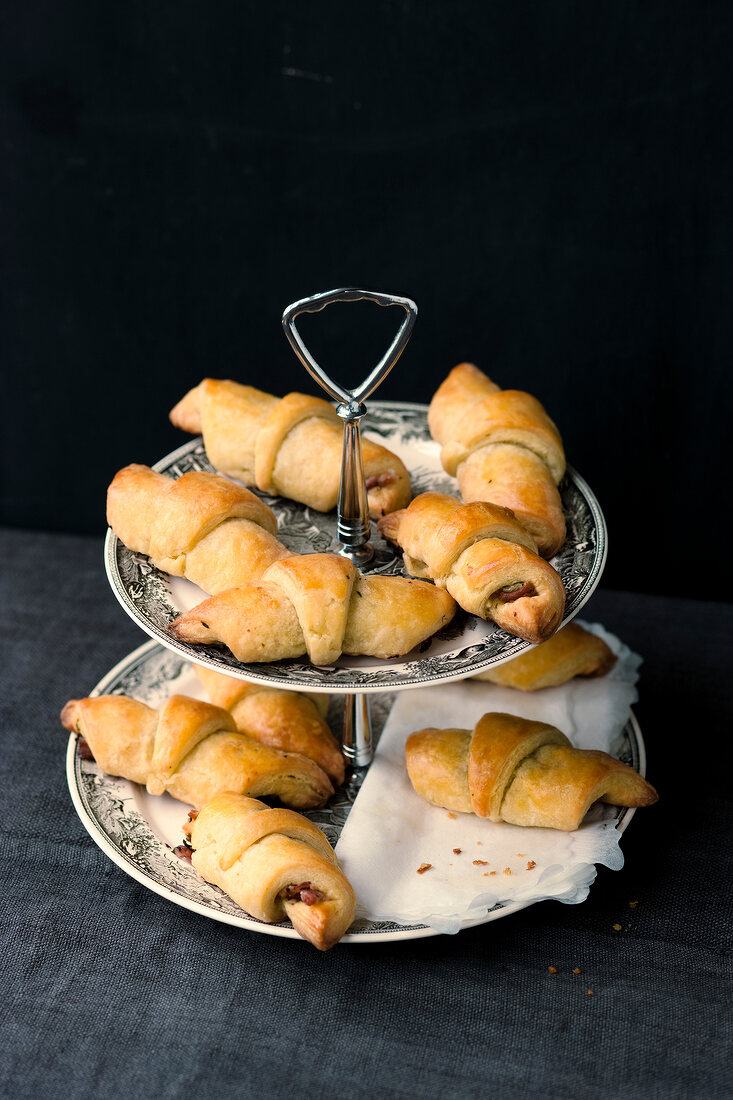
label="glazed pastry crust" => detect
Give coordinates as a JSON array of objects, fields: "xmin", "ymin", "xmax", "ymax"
[
  {"xmin": 379, "ymin": 492, "xmax": 565, "ymax": 644},
  {"xmin": 194, "ymin": 666, "xmax": 343, "ymax": 785},
  {"xmin": 170, "ymin": 378, "xmax": 412, "ymax": 518},
  {"xmin": 428, "ymin": 363, "xmax": 566, "ymax": 557},
  {"xmin": 405, "ymin": 712, "xmax": 658, "ymax": 830},
  {"xmin": 106, "ymin": 464, "xmax": 292, "ymax": 594},
  {"xmin": 472, "ymin": 622, "xmax": 617, "ymax": 690},
  {"xmin": 187, "ymin": 793, "xmax": 356, "ymax": 950},
  {"xmin": 169, "ymin": 553, "xmax": 457, "ymax": 663},
  {"xmin": 61, "ymin": 693, "xmax": 333, "ymax": 810}
]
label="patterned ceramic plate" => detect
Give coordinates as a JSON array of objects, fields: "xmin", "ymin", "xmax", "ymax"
[
  {"xmin": 66, "ymin": 640, "xmax": 645, "ymax": 945},
  {"xmin": 104, "ymin": 402, "xmax": 608, "ymax": 692}
]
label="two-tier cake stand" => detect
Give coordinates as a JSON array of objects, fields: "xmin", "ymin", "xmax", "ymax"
[{"xmin": 67, "ymin": 288, "xmax": 624, "ymax": 944}]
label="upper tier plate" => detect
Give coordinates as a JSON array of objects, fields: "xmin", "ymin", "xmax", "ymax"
[{"xmin": 104, "ymin": 401, "xmax": 607, "ymax": 692}]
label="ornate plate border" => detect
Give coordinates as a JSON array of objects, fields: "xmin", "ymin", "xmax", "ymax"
[
  {"xmin": 104, "ymin": 402, "xmax": 608, "ymax": 693},
  {"xmin": 66, "ymin": 640, "xmax": 644, "ymax": 945}
]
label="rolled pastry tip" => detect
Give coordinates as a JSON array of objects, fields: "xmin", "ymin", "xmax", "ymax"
[{"xmin": 185, "ymin": 793, "xmax": 356, "ymax": 950}]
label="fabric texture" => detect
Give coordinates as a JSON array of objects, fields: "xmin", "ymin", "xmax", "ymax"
[{"xmin": 1, "ymin": 528, "xmax": 731, "ymax": 1099}]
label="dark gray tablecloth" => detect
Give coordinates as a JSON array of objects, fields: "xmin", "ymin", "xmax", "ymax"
[{"xmin": 1, "ymin": 528, "xmax": 731, "ymax": 1099}]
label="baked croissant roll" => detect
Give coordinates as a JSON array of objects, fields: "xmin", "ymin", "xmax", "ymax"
[
  {"xmin": 183, "ymin": 793, "xmax": 356, "ymax": 950},
  {"xmin": 428, "ymin": 363, "xmax": 566, "ymax": 557},
  {"xmin": 169, "ymin": 552, "xmax": 457, "ymax": 663},
  {"xmin": 169, "ymin": 378, "xmax": 412, "ymax": 519},
  {"xmin": 61, "ymin": 693, "xmax": 333, "ymax": 809},
  {"xmin": 107, "ymin": 464, "xmax": 292, "ymax": 594},
  {"xmin": 379, "ymin": 492, "xmax": 565, "ymax": 644},
  {"xmin": 472, "ymin": 622, "xmax": 617, "ymax": 690},
  {"xmin": 405, "ymin": 712, "xmax": 658, "ymax": 831},
  {"xmin": 194, "ymin": 666, "xmax": 344, "ymax": 786}
]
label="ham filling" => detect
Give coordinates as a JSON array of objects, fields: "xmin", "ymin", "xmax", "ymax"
[
  {"xmin": 365, "ymin": 473, "xmax": 397, "ymax": 490},
  {"xmin": 278, "ymin": 882, "xmax": 326, "ymax": 906},
  {"xmin": 77, "ymin": 737, "xmax": 95, "ymax": 761},
  {"xmin": 495, "ymin": 581, "xmax": 536, "ymax": 603}
]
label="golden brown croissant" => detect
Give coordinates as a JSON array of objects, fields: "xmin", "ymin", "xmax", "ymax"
[
  {"xmin": 428, "ymin": 363, "xmax": 566, "ymax": 557},
  {"xmin": 107, "ymin": 464, "xmax": 292, "ymax": 594},
  {"xmin": 194, "ymin": 665, "xmax": 344, "ymax": 786},
  {"xmin": 169, "ymin": 378, "xmax": 412, "ymax": 519},
  {"xmin": 61, "ymin": 693, "xmax": 333, "ymax": 810},
  {"xmin": 169, "ymin": 552, "xmax": 457, "ymax": 663},
  {"xmin": 405, "ymin": 712, "xmax": 658, "ymax": 830},
  {"xmin": 183, "ymin": 793, "xmax": 355, "ymax": 950},
  {"xmin": 472, "ymin": 622, "xmax": 617, "ymax": 690},
  {"xmin": 379, "ymin": 492, "xmax": 565, "ymax": 644}
]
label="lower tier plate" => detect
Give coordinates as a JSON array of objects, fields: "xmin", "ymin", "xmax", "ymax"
[{"xmin": 66, "ymin": 640, "xmax": 645, "ymax": 946}]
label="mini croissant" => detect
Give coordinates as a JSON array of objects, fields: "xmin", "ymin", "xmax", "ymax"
[
  {"xmin": 379, "ymin": 492, "xmax": 565, "ymax": 644},
  {"xmin": 194, "ymin": 665, "xmax": 344, "ymax": 786},
  {"xmin": 169, "ymin": 553, "xmax": 457, "ymax": 664},
  {"xmin": 472, "ymin": 622, "xmax": 617, "ymax": 690},
  {"xmin": 107, "ymin": 463, "xmax": 292, "ymax": 594},
  {"xmin": 183, "ymin": 793, "xmax": 356, "ymax": 950},
  {"xmin": 428, "ymin": 363, "xmax": 566, "ymax": 557},
  {"xmin": 405, "ymin": 712, "xmax": 657, "ymax": 831},
  {"xmin": 169, "ymin": 378, "xmax": 412, "ymax": 519},
  {"xmin": 61, "ymin": 693, "xmax": 333, "ymax": 810}
]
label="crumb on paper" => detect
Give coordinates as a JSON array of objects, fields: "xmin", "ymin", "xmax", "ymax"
[
  {"xmin": 629, "ymin": 900, "xmax": 638, "ymax": 909},
  {"xmin": 517, "ymin": 853, "xmax": 526, "ymax": 857},
  {"xmin": 548, "ymin": 966, "xmax": 557, "ymax": 974},
  {"xmin": 489, "ymin": 871, "xmax": 497, "ymax": 876},
  {"xmin": 446, "ymin": 812, "xmax": 456, "ymax": 819},
  {"xmin": 527, "ymin": 861, "xmax": 536, "ymax": 870},
  {"xmin": 453, "ymin": 848, "xmax": 462, "ymax": 854},
  {"xmin": 573, "ymin": 968, "xmax": 581, "ymax": 975},
  {"xmin": 473, "ymin": 859, "xmax": 488, "ymax": 866},
  {"xmin": 417, "ymin": 863, "xmax": 432, "ymax": 875},
  {"xmin": 476, "ymin": 840, "xmax": 483, "ymax": 846},
  {"xmin": 613, "ymin": 923, "xmax": 622, "ymax": 931},
  {"xmin": 503, "ymin": 867, "xmax": 512, "ymax": 875}
]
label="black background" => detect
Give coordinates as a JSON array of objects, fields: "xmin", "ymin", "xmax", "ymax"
[{"xmin": 2, "ymin": 1, "xmax": 731, "ymax": 596}]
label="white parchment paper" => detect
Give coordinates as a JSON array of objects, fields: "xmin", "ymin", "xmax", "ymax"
[{"xmin": 335, "ymin": 624, "xmax": 642, "ymax": 933}]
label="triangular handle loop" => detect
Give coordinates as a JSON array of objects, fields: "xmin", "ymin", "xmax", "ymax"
[{"xmin": 281, "ymin": 288, "xmax": 418, "ymax": 407}]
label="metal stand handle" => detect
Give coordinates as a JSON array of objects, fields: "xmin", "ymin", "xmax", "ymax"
[
  {"xmin": 282, "ymin": 287, "xmax": 418, "ymax": 567},
  {"xmin": 281, "ymin": 287, "xmax": 418, "ymax": 766}
]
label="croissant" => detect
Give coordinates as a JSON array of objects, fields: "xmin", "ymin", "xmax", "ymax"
[
  {"xmin": 107, "ymin": 464, "xmax": 292, "ymax": 594},
  {"xmin": 183, "ymin": 793, "xmax": 356, "ymax": 950},
  {"xmin": 472, "ymin": 622, "xmax": 617, "ymax": 690},
  {"xmin": 169, "ymin": 378, "xmax": 412, "ymax": 519},
  {"xmin": 405, "ymin": 712, "xmax": 658, "ymax": 831},
  {"xmin": 428, "ymin": 363, "xmax": 566, "ymax": 557},
  {"xmin": 169, "ymin": 552, "xmax": 457, "ymax": 663},
  {"xmin": 61, "ymin": 693, "xmax": 333, "ymax": 810},
  {"xmin": 194, "ymin": 665, "xmax": 344, "ymax": 786},
  {"xmin": 379, "ymin": 492, "xmax": 565, "ymax": 644}
]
